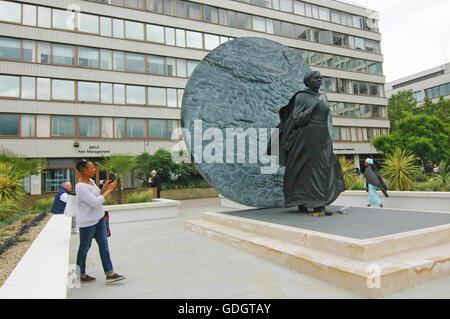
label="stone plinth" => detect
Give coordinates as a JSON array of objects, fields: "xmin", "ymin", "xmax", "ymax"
[{"xmin": 185, "ymin": 206, "xmax": 450, "ymax": 298}]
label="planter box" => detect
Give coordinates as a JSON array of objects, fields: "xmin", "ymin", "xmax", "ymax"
[
  {"xmin": 160, "ymin": 188, "xmax": 218, "ymax": 200},
  {"xmin": 104, "ymin": 198, "xmax": 180, "ymax": 224}
]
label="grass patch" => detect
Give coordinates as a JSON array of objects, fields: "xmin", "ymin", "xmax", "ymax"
[
  {"xmin": 126, "ymin": 190, "xmax": 152, "ymax": 204},
  {"xmin": 30, "ymin": 197, "xmax": 54, "ymax": 213}
]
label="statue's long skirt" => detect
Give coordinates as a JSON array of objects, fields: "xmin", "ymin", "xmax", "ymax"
[{"xmin": 283, "ymin": 120, "xmax": 346, "ymax": 208}]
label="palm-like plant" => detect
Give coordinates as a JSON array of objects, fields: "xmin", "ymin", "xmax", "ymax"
[
  {"xmin": 339, "ymin": 156, "xmax": 355, "ymax": 189},
  {"xmin": 381, "ymin": 147, "xmax": 421, "ymax": 191},
  {"xmin": 96, "ymin": 154, "xmax": 137, "ymax": 204},
  {"xmin": 437, "ymin": 161, "xmax": 449, "ymax": 191}
]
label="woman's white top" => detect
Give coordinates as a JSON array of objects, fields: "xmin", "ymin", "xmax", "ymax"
[{"xmin": 75, "ymin": 179, "xmax": 105, "ymax": 228}]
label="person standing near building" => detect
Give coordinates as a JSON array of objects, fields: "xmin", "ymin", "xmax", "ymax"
[
  {"xmin": 364, "ymin": 158, "xmax": 388, "ymax": 207},
  {"xmin": 149, "ymin": 170, "xmax": 162, "ymax": 198},
  {"xmin": 75, "ymin": 159, "xmax": 125, "ymax": 284},
  {"xmin": 50, "ymin": 182, "xmax": 72, "ymax": 214}
]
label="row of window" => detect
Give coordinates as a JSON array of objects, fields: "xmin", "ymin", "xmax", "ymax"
[
  {"xmin": 0, "ymin": 0, "xmax": 380, "ymax": 54},
  {"xmin": 0, "ymin": 74, "xmax": 385, "ymax": 108},
  {"xmin": 0, "ymin": 112, "xmax": 387, "ymax": 142},
  {"xmin": 0, "ymin": 75, "xmax": 184, "ymax": 107},
  {"xmin": 0, "ymin": 37, "xmax": 200, "ymax": 77},
  {"xmin": 330, "ymin": 103, "xmax": 387, "ymax": 120},
  {"xmin": 0, "ymin": 113, "xmax": 181, "ymax": 139},
  {"xmin": 424, "ymin": 83, "xmax": 450, "ymax": 99},
  {"xmin": 323, "ymin": 77, "xmax": 385, "ymax": 98},
  {"xmin": 91, "ymin": 0, "xmax": 379, "ymax": 33},
  {"xmin": 331, "ymin": 126, "xmax": 388, "ymax": 142},
  {"xmin": 0, "ymin": 36, "xmax": 383, "ymax": 76},
  {"xmin": 233, "ymin": 0, "xmax": 379, "ymax": 32}
]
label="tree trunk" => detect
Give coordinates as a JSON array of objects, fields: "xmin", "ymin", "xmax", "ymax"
[{"xmin": 116, "ymin": 176, "xmax": 123, "ymax": 204}]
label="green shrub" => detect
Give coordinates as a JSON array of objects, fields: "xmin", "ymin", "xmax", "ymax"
[
  {"xmin": 351, "ymin": 177, "xmax": 366, "ymax": 190},
  {"xmin": 414, "ymin": 172, "xmax": 430, "ymax": 183},
  {"xmin": 126, "ymin": 190, "xmax": 152, "ymax": 204},
  {"xmin": 31, "ymin": 198, "xmax": 54, "ymax": 213}
]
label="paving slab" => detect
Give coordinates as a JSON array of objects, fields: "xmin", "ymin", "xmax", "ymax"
[{"xmin": 67, "ymin": 198, "xmax": 450, "ymax": 299}]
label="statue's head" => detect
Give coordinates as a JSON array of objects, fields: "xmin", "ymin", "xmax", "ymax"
[{"xmin": 304, "ymin": 71, "xmax": 322, "ymax": 92}]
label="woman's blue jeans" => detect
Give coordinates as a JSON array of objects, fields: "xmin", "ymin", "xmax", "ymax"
[{"xmin": 76, "ymin": 217, "xmax": 113, "ymax": 275}]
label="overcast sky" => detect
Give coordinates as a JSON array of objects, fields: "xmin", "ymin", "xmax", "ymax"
[{"xmin": 349, "ymin": 0, "xmax": 450, "ymax": 82}]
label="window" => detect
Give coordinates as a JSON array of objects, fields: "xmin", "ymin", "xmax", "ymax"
[
  {"xmin": 125, "ymin": 0, "xmax": 144, "ymax": 9},
  {"xmin": 78, "ymin": 47, "xmax": 99, "ymax": 67},
  {"xmin": 113, "ymin": 19, "xmax": 124, "ymax": 38},
  {"xmin": 331, "ymin": 126, "xmax": 339, "ymax": 141},
  {"xmin": 204, "ymin": 5, "xmax": 218, "ymax": 23},
  {"xmin": 78, "ymin": 82, "xmax": 99, "ymax": 102},
  {"xmin": 23, "ymin": 4, "xmax": 36, "ymax": 26},
  {"xmin": 165, "ymin": 27, "xmax": 175, "ymax": 45},
  {"xmin": 0, "ymin": 75, "xmax": 20, "ymax": 97},
  {"xmin": 114, "ymin": 84, "xmax": 125, "ymax": 104},
  {"xmin": 21, "ymin": 114, "xmax": 35, "ymax": 137},
  {"xmin": 0, "ymin": 1, "xmax": 21, "ymax": 23},
  {"xmin": 294, "ymin": 1, "xmax": 305, "ymax": 15},
  {"xmin": 360, "ymin": 105, "xmax": 371, "ymax": 118},
  {"xmin": 372, "ymin": 105, "xmax": 380, "ymax": 118},
  {"xmin": 331, "ymin": 10, "xmax": 340, "ymax": 24},
  {"xmin": 37, "ymin": 78, "xmax": 50, "ymax": 100},
  {"xmin": 204, "ymin": 34, "xmax": 220, "ymax": 50},
  {"xmin": 78, "ymin": 117, "xmax": 100, "ymax": 137},
  {"xmin": 53, "ymin": 9, "xmax": 75, "ymax": 30},
  {"xmin": 100, "ymin": 49, "xmax": 112, "ymax": 69},
  {"xmin": 52, "ymin": 44, "xmax": 75, "ymax": 65},
  {"xmin": 100, "ymin": 17, "xmax": 112, "ymax": 36},
  {"xmin": 36, "ymin": 115, "xmax": 50, "ymax": 137},
  {"xmin": 167, "ymin": 88, "xmax": 177, "ymax": 107},
  {"xmin": 164, "ymin": 0, "xmax": 175, "ymax": 15},
  {"xmin": 38, "ymin": 7, "xmax": 51, "ymax": 28},
  {"xmin": 125, "ymin": 52, "xmax": 145, "ymax": 72},
  {"xmin": 147, "ymin": 24, "xmax": 165, "ymax": 43},
  {"xmin": 295, "ymin": 25, "xmax": 308, "ymax": 40},
  {"xmin": 42, "ymin": 168, "xmax": 74, "ymax": 192},
  {"xmin": 102, "ymin": 117, "xmax": 114, "ymax": 138},
  {"xmin": 176, "ymin": 59, "xmax": 187, "ymax": 77},
  {"xmin": 169, "ymin": 120, "xmax": 180, "ymax": 139},
  {"xmin": 166, "ymin": 57, "xmax": 175, "ymax": 76},
  {"xmin": 279, "ymin": 0, "xmax": 292, "ymax": 12},
  {"xmin": 149, "ymin": 119, "xmax": 167, "ymax": 138},
  {"xmin": 0, "ymin": 37, "xmax": 20, "ymax": 60},
  {"xmin": 37, "ymin": 42, "xmax": 50, "ymax": 64},
  {"xmin": 324, "ymin": 78, "xmax": 336, "ymax": 92},
  {"xmin": 318, "ymin": 7, "xmax": 330, "ymax": 21},
  {"xmin": 0, "ymin": 114, "xmax": 19, "ymax": 136},
  {"xmin": 353, "ymin": 16, "xmax": 363, "ymax": 29},
  {"xmin": 78, "ymin": 13, "xmax": 99, "ymax": 34},
  {"xmin": 319, "ymin": 31, "xmax": 333, "ymax": 45},
  {"xmin": 148, "ymin": 87, "xmax": 166, "ymax": 105},
  {"xmin": 148, "ymin": 55, "xmax": 165, "ymax": 74},
  {"xmin": 354, "ymin": 37, "xmax": 365, "ymax": 50},
  {"xmin": 125, "ymin": 20, "xmax": 144, "ymax": 40},
  {"xmin": 369, "ymin": 83, "xmax": 378, "ymax": 96},
  {"xmin": 52, "ymin": 80, "xmax": 74, "ymax": 100},
  {"xmin": 146, "ymin": 0, "xmax": 163, "ymax": 13},
  {"xmin": 185, "ymin": 2, "xmax": 201, "ymax": 19},
  {"xmin": 127, "ymin": 119, "xmax": 146, "ymax": 137},
  {"xmin": 101, "ymin": 83, "xmax": 113, "ymax": 103},
  {"xmin": 359, "ymin": 82, "xmax": 369, "ymax": 95},
  {"xmin": 176, "ymin": 29, "xmax": 185, "ymax": 46},
  {"xmin": 333, "ymin": 33, "xmax": 347, "ymax": 47},
  {"xmin": 126, "ymin": 85, "xmax": 146, "ymax": 104},
  {"xmin": 21, "ymin": 76, "xmax": 35, "ymax": 99},
  {"xmin": 114, "ymin": 118, "xmax": 126, "ymax": 138},
  {"xmin": 22, "ymin": 40, "xmax": 35, "ymax": 62},
  {"xmin": 52, "ymin": 116, "xmax": 75, "ymax": 136},
  {"xmin": 340, "ymin": 127, "xmax": 350, "ymax": 141},
  {"xmin": 113, "ymin": 51, "xmax": 125, "ymax": 71},
  {"xmin": 177, "ymin": 89, "xmax": 184, "ymax": 107},
  {"xmin": 186, "ymin": 31, "xmax": 203, "ymax": 48}
]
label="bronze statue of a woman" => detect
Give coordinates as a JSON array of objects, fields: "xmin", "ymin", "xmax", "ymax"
[{"xmin": 275, "ymin": 71, "xmax": 346, "ymax": 215}]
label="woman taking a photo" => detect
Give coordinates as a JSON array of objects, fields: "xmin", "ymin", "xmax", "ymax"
[
  {"xmin": 75, "ymin": 159, "xmax": 125, "ymax": 284},
  {"xmin": 364, "ymin": 158, "xmax": 388, "ymax": 208}
]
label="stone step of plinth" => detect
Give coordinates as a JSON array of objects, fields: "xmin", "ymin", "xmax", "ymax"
[{"xmin": 185, "ymin": 215, "xmax": 450, "ymax": 299}]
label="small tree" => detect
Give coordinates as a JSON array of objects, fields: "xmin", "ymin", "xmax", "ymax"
[
  {"xmin": 387, "ymin": 90, "xmax": 417, "ymax": 131},
  {"xmin": 437, "ymin": 160, "xmax": 449, "ymax": 191},
  {"xmin": 381, "ymin": 148, "xmax": 421, "ymax": 191},
  {"xmin": 96, "ymin": 154, "xmax": 136, "ymax": 204}
]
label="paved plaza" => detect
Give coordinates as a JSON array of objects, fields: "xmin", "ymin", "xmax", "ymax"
[{"xmin": 67, "ymin": 198, "xmax": 450, "ymax": 299}]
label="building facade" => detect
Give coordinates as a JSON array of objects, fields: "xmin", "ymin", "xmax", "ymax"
[
  {"xmin": 0, "ymin": 0, "xmax": 388, "ymax": 194},
  {"xmin": 386, "ymin": 62, "xmax": 450, "ymax": 105}
]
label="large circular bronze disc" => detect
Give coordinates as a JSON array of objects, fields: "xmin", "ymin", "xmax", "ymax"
[{"xmin": 181, "ymin": 37, "xmax": 328, "ymax": 208}]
